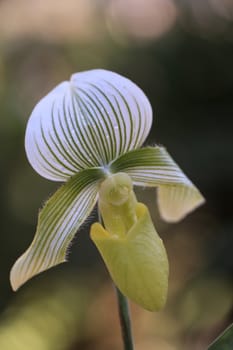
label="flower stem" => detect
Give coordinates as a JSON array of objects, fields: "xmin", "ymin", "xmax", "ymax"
[{"xmin": 115, "ymin": 285, "xmax": 134, "ymax": 350}]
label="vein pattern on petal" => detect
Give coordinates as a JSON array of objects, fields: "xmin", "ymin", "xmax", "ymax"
[
  {"xmin": 10, "ymin": 168, "xmax": 104, "ymax": 291},
  {"xmin": 110, "ymin": 146, "xmax": 205, "ymax": 222},
  {"xmin": 25, "ymin": 69, "xmax": 152, "ymax": 181}
]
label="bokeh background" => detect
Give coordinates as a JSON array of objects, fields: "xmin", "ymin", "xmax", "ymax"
[{"xmin": 0, "ymin": 0, "xmax": 233, "ymax": 349}]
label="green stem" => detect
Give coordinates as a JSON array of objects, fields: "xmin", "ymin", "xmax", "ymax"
[{"xmin": 115, "ymin": 286, "xmax": 135, "ymax": 350}]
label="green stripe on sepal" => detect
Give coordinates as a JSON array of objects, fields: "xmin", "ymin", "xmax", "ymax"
[
  {"xmin": 25, "ymin": 69, "xmax": 152, "ymax": 181},
  {"xmin": 91, "ymin": 203, "xmax": 169, "ymax": 311},
  {"xmin": 10, "ymin": 168, "xmax": 104, "ymax": 291},
  {"xmin": 110, "ymin": 146, "xmax": 205, "ymax": 222},
  {"xmin": 208, "ymin": 323, "xmax": 233, "ymax": 350}
]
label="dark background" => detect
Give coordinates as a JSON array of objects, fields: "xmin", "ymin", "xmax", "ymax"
[{"xmin": 0, "ymin": 1, "xmax": 232, "ymax": 349}]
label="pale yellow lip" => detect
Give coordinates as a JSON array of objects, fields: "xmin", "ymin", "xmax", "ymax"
[{"xmin": 91, "ymin": 202, "xmax": 169, "ymax": 311}]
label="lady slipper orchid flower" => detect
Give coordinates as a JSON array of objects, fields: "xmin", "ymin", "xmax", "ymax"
[{"xmin": 10, "ymin": 69, "xmax": 204, "ymax": 310}]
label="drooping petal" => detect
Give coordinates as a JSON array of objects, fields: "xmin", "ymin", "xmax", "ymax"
[
  {"xmin": 10, "ymin": 168, "xmax": 104, "ymax": 291},
  {"xmin": 25, "ymin": 69, "xmax": 152, "ymax": 181},
  {"xmin": 110, "ymin": 146, "xmax": 205, "ymax": 222}
]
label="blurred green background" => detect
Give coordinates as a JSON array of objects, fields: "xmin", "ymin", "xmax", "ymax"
[{"xmin": 0, "ymin": 0, "xmax": 232, "ymax": 349}]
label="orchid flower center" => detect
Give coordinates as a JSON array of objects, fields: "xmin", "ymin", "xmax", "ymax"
[
  {"xmin": 98, "ymin": 173, "xmax": 137, "ymax": 237},
  {"xmin": 99, "ymin": 173, "xmax": 133, "ymax": 206}
]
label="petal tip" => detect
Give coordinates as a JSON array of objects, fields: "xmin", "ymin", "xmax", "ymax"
[
  {"xmin": 10, "ymin": 257, "xmax": 25, "ymax": 291},
  {"xmin": 158, "ymin": 187, "xmax": 205, "ymax": 223}
]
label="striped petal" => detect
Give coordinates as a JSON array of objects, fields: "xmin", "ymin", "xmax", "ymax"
[
  {"xmin": 25, "ymin": 69, "xmax": 152, "ymax": 181},
  {"xmin": 10, "ymin": 168, "xmax": 104, "ymax": 291},
  {"xmin": 110, "ymin": 147, "xmax": 205, "ymax": 222}
]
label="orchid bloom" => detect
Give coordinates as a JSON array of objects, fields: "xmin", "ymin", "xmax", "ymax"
[{"xmin": 10, "ymin": 69, "xmax": 204, "ymax": 310}]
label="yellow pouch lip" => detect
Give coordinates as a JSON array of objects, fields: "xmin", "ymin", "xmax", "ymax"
[
  {"xmin": 91, "ymin": 202, "xmax": 148, "ymax": 242},
  {"xmin": 90, "ymin": 202, "xmax": 169, "ymax": 311}
]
